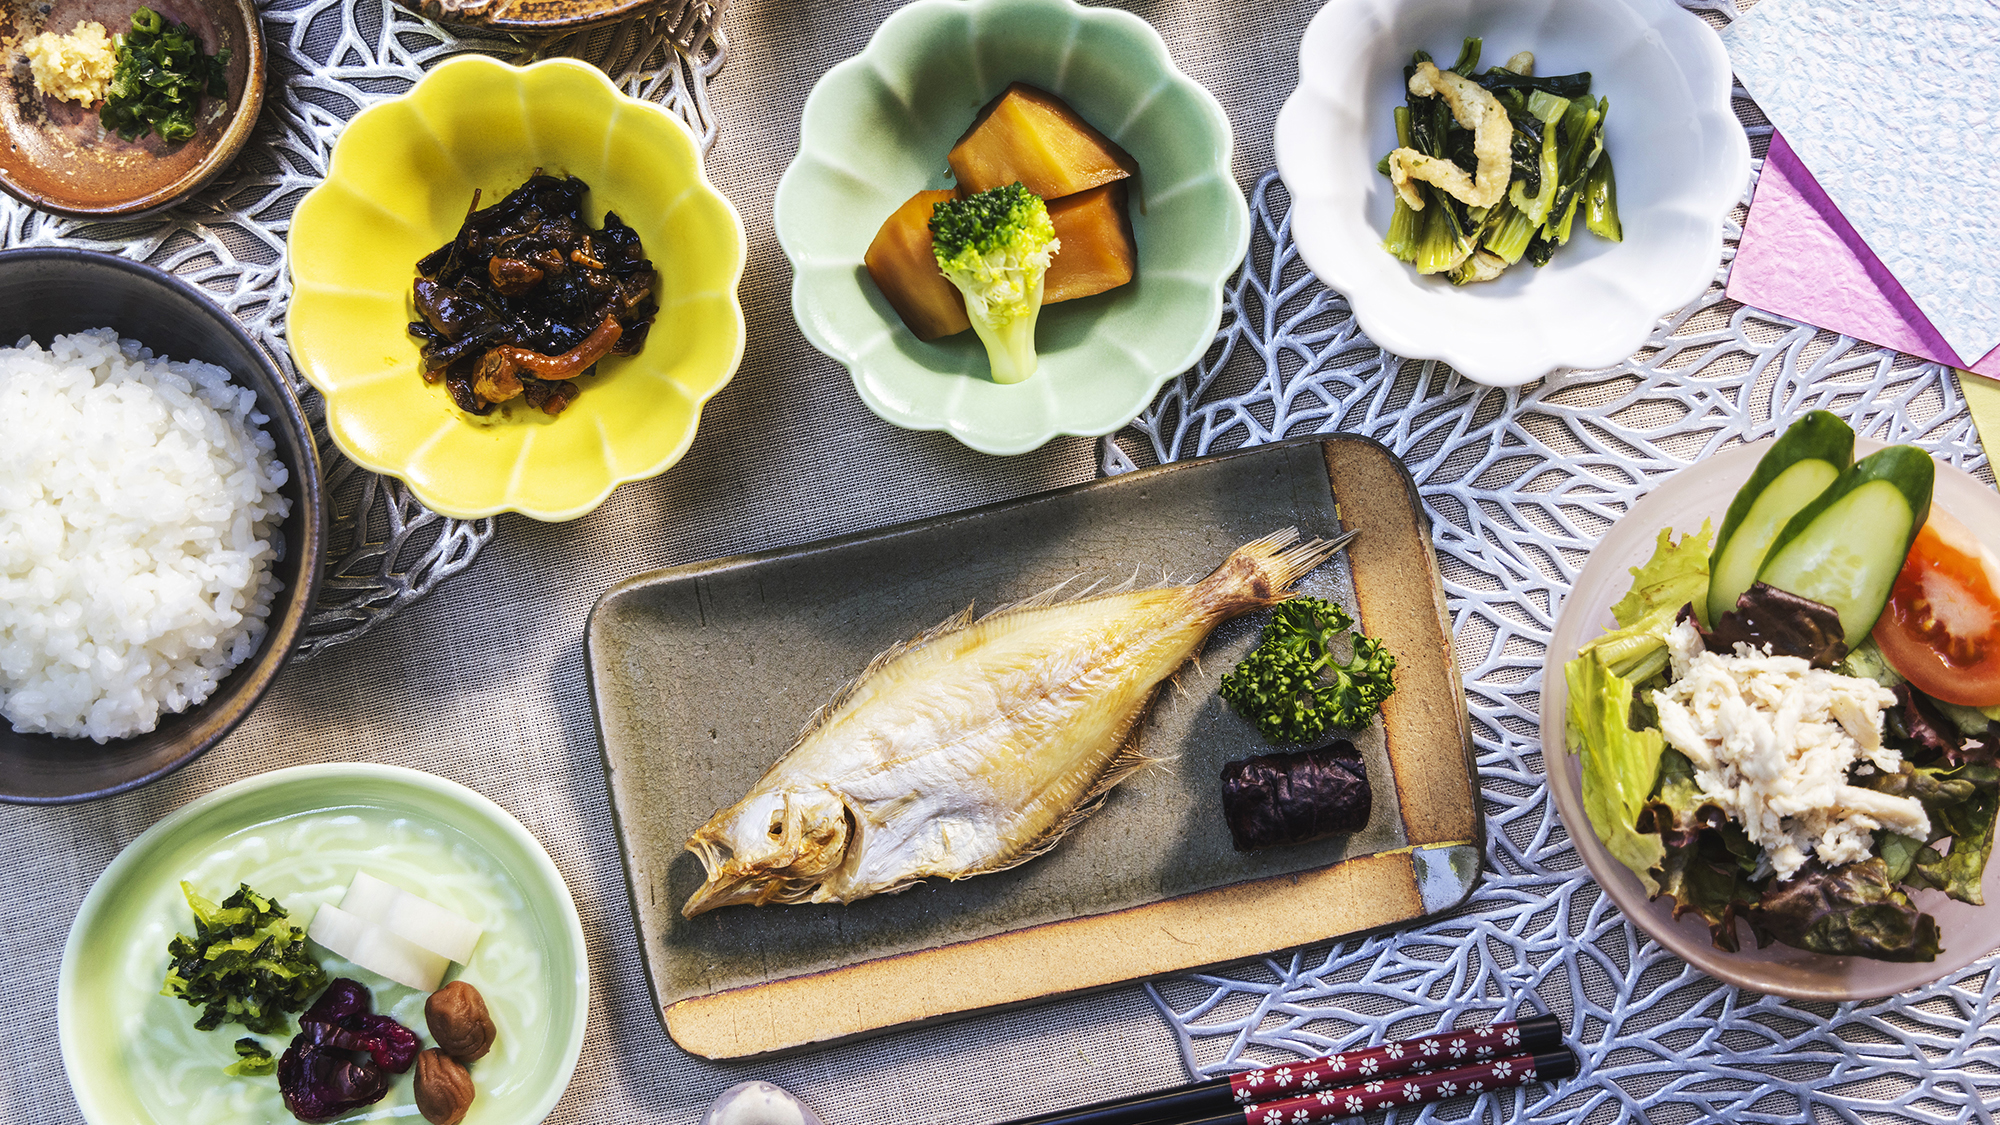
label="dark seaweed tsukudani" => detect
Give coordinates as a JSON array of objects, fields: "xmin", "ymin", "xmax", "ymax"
[{"xmin": 409, "ymin": 173, "xmax": 657, "ymax": 417}]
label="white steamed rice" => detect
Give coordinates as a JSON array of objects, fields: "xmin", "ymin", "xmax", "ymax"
[{"xmin": 0, "ymin": 329, "xmax": 290, "ymax": 743}]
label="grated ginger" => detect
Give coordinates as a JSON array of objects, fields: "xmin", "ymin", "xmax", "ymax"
[{"xmin": 24, "ymin": 21, "xmax": 116, "ymax": 106}]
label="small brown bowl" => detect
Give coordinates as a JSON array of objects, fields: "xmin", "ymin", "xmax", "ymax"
[{"xmin": 0, "ymin": 0, "xmax": 263, "ymax": 216}]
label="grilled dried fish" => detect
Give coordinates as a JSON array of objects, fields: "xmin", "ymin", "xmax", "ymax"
[{"xmin": 681, "ymin": 528, "xmax": 1347, "ymax": 917}]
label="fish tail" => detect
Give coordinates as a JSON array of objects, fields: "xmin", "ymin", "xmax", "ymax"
[{"xmin": 1189, "ymin": 527, "xmax": 1351, "ymax": 616}]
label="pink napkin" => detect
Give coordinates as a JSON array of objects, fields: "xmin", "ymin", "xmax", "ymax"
[{"xmin": 1728, "ymin": 133, "xmax": 2000, "ymax": 377}]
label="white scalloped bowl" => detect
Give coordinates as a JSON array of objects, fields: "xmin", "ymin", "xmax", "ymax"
[
  {"xmin": 1274, "ymin": 0, "xmax": 1749, "ymax": 387},
  {"xmin": 774, "ymin": 0, "xmax": 1249, "ymax": 455}
]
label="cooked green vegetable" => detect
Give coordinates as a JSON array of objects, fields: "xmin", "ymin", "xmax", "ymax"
[
  {"xmin": 1380, "ymin": 37, "xmax": 1619, "ymax": 283},
  {"xmin": 224, "ymin": 1037, "xmax": 276, "ymax": 1077},
  {"xmin": 1218, "ymin": 596, "xmax": 1397, "ymax": 745},
  {"xmin": 99, "ymin": 7, "xmax": 229, "ymax": 144},
  {"xmin": 929, "ymin": 181, "xmax": 1059, "ymax": 385},
  {"xmin": 1756, "ymin": 444, "xmax": 1935, "ymax": 647},
  {"xmin": 1705, "ymin": 411, "xmax": 1853, "ymax": 625},
  {"xmin": 161, "ymin": 882, "xmax": 327, "ymax": 1036}
]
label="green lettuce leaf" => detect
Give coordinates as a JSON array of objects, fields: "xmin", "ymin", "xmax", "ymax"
[
  {"xmin": 1566, "ymin": 651, "xmax": 1667, "ymax": 893},
  {"xmin": 1753, "ymin": 858, "xmax": 1940, "ymax": 962},
  {"xmin": 1580, "ymin": 521, "xmax": 1714, "ymax": 682},
  {"xmin": 1879, "ymin": 830, "xmax": 1924, "ymax": 885},
  {"xmin": 1868, "ymin": 759, "xmax": 1999, "ymax": 905},
  {"xmin": 1907, "ymin": 765, "xmax": 1998, "ymax": 905},
  {"xmin": 1610, "ymin": 521, "xmax": 1714, "ymax": 627}
]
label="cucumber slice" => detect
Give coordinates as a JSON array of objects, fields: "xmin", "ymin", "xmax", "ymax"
[
  {"xmin": 1756, "ymin": 445, "xmax": 1935, "ymax": 647},
  {"xmin": 1706, "ymin": 412, "xmax": 1854, "ymax": 625}
]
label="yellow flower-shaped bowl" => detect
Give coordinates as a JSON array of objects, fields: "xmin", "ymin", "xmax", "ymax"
[{"xmin": 288, "ymin": 56, "xmax": 746, "ymax": 521}]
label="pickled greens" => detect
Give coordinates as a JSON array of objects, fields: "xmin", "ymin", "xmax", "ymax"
[{"xmin": 1378, "ymin": 37, "xmax": 1620, "ymax": 283}]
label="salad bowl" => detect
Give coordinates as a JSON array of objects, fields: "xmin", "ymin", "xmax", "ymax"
[
  {"xmin": 288, "ymin": 55, "xmax": 746, "ymax": 521},
  {"xmin": 774, "ymin": 0, "xmax": 1249, "ymax": 456},
  {"xmin": 1542, "ymin": 440, "xmax": 2000, "ymax": 1000},
  {"xmin": 1274, "ymin": 0, "xmax": 1749, "ymax": 387}
]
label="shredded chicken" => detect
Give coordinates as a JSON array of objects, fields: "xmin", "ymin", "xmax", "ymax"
[
  {"xmin": 1386, "ymin": 62, "xmax": 1513, "ymax": 210},
  {"xmin": 1651, "ymin": 620, "xmax": 1926, "ymax": 882}
]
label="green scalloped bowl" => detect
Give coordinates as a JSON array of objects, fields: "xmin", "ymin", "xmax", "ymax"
[
  {"xmin": 58, "ymin": 763, "xmax": 588, "ymax": 1124},
  {"xmin": 774, "ymin": 0, "xmax": 1249, "ymax": 456},
  {"xmin": 288, "ymin": 56, "xmax": 746, "ymax": 521}
]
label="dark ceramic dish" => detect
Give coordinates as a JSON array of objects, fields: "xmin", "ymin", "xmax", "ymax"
[
  {"xmin": 0, "ymin": 0, "xmax": 264, "ymax": 216},
  {"xmin": 0, "ymin": 249, "xmax": 323, "ymax": 803}
]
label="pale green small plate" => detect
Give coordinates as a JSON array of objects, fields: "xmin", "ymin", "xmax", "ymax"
[
  {"xmin": 774, "ymin": 0, "xmax": 1250, "ymax": 455},
  {"xmin": 59, "ymin": 764, "xmax": 588, "ymax": 1125}
]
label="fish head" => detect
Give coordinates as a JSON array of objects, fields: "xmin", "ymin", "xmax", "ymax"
[{"xmin": 681, "ymin": 785, "xmax": 854, "ymax": 917}]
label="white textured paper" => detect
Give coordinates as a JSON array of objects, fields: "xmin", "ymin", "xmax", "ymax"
[{"xmin": 1726, "ymin": 0, "xmax": 2000, "ymax": 363}]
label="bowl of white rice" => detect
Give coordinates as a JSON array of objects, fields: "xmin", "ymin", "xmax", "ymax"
[{"xmin": 0, "ymin": 248, "xmax": 323, "ymax": 803}]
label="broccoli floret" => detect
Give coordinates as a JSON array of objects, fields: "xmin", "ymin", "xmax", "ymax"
[
  {"xmin": 929, "ymin": 182, "xmax": 1060, "ymax": 384},
  {"xmin": 1218, "ymin": 596, "xmax": 1398, "ymax": 745}
]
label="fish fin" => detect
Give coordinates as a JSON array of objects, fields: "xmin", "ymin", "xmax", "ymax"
[
  {"xmin": 976, "ymin": 562, "xmax": 1176, "ymax": 627},
  {"xmin": 1188, "ymin": 527, "xmax": 1354, "ymax": 616},
  {"xmin": 976, "ymin": 575, "xmax": 1083, "ymax": 621},
  {"xmin": 788, "ymin": 602, "xmax": 980, "ymax": 745},
  {"xmin": 969, "ymin": 688, "xmax": 1166, "ymax": 878}
]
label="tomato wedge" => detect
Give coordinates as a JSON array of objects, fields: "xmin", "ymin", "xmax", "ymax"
[{"xmin": 1873, "ymin": 505, "xmax": 2000, "ymax": 706}]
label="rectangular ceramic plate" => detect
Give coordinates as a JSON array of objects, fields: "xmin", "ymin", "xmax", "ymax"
[{"xmin": 586, "ymin": 438, "xmax": 1480, "ymax": 1058}]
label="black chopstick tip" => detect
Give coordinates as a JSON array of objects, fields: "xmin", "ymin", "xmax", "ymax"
[
  {"xmin": 1533, "ymin": 1047, "xmax": 1578, "ymax": 1084},
  {"xmin": 1515, "ymin": 1013, "xmax": 1566, "ymax": 1054}
]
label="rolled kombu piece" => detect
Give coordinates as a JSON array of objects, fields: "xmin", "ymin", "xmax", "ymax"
[{"xmin": 1220, "ymin": 740, "xmax": 1371, "ymax": 851}]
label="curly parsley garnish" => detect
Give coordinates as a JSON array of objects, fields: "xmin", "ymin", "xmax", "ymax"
[{"xmin": 1219, "ymin": 596, "xmax": 1399, "ymax": 745}]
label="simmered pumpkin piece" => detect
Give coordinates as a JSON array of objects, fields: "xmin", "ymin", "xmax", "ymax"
[
  {"xmin": 867, "ymin": 182, "xmax": 1138, "ymax": 338},
  {"xmin": 949, "ymin": 83, "xmax": 1138, "ymax": 199},
  {"xmin": 864, "ymin": 189, "xmax": 971, "ymax": 340},
  {"xmin": 1044, "ymin": 183, "xmax": 1135, "ymax": 305}
]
